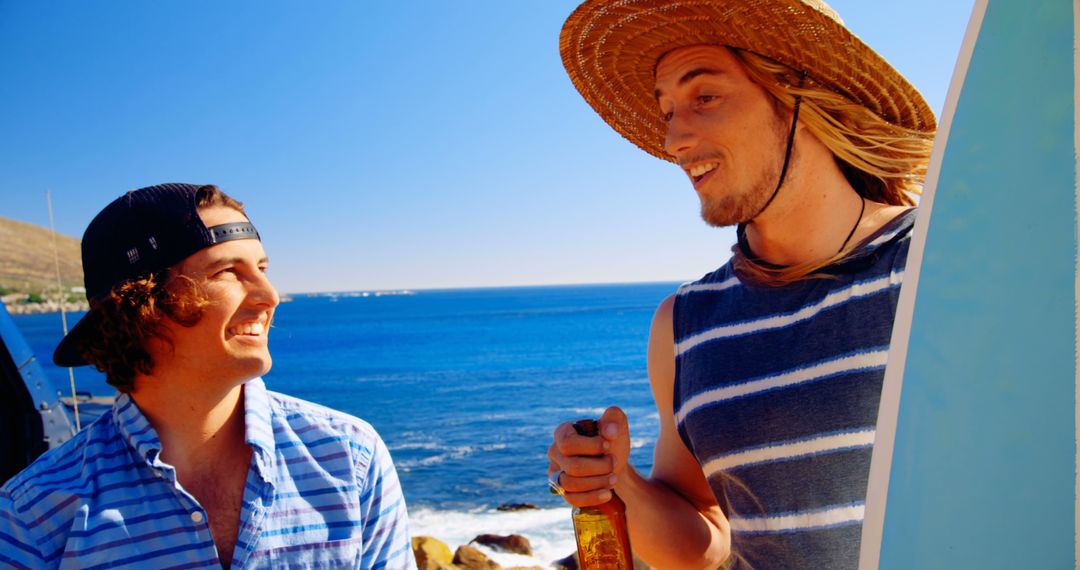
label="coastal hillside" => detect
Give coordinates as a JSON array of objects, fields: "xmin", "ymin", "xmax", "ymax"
[{"xmin": 0, "ymin": 216, "xmax": 83, "ymax": 297}]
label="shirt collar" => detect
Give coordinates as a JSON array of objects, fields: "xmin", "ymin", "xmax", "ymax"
[
  {"xmin": 112, "ymin": 378, "xmax": 277, "ymax": 470},
  {"xmin": 243, "ymin": 378, "xmax": 278, "ymax": 489},
  {"xmin": 113, "ymin": 392, "xmax": 162, "ymax": 464},
  {"xmin": 243, "ymin": 377, "xmax": 275, "ymax": 458}
]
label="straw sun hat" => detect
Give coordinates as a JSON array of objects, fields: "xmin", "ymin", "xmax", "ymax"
[{"xmin": 560, "ymin": 0, "xmax": 937, "ymax": 162}]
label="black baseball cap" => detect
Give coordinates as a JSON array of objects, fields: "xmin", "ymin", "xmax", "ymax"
[{"xmin": 53, "ymin": 183, "xmax": 261, "ymax": 367}]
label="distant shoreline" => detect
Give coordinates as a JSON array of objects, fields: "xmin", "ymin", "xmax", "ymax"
[
  {"xmin": 286, "ymin": 280, "xmax": 684, "ymax": 296},
  {"xmin": 4, "ymin": 281, "xmax": 686, "ymax": 315},
  {"xmin": 5, "ymin": 301, "xmax": 89, "ymax": 315}
]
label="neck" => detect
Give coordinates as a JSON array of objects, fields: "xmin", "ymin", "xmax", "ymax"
[
  {"xmin": 741, "ymin": 133, "xmax": 871, "ymax": 266},
  {"xmin": 130, "ymin": 375, "xmax": 248, "ymax": 470}
]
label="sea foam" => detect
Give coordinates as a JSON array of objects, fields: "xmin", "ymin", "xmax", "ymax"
[{"xmin": 410, "ymin": 506, "xmax": 576, "ymax": 568}]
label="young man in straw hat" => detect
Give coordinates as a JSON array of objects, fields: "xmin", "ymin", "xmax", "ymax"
[
  {"xmin": 0, "ymin": 184, "xmax": 415, "ymax": 569},
  {"xmin": 548, "ymin": 1, "xmax": 935, "ymax": 568}
]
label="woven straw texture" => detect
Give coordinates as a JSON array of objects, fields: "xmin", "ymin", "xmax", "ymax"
[{"xmin": 560, "ymin": 0, "xmax": 937, "ymax": 162}]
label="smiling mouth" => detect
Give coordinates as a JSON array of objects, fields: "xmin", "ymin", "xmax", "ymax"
[
  {"xmin": 687, "ymin": 162, "xmax": 719, "ymax": 185},
  {"xmin": 228, "ymin": 316, "xmax": 269, "ymax": 337}
]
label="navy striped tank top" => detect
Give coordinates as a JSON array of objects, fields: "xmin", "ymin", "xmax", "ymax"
[{"xmin": 672, "ymin": 209, "xmax": 915, "ymax": 569}]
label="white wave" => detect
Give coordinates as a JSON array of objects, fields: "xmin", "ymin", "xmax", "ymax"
[
  {"xmin": 630, "ymin": 438, "xmax": 649, "ymax": 449},
  {"xmin": 397, "ymin": 443, "xmax": 510, "ymax": 469},
  {"xmin": 390, "ymin": 441, "xmax": 442, "ymax": 451},
  {"xmin": 567, "ymin": 407, "xmax": 607, "ymax": 417},
  {"xmin": 476, "ymin": 412, "xmax": 525, "ymax": 421},
  {"xmin": 409, "ymin": 506, "xmax": 576, "ymax": 568}
]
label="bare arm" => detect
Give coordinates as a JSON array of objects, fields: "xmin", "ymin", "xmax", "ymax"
[{"xmin": 548, "ymin": 295, "xmax": 730, "ymax": 569}]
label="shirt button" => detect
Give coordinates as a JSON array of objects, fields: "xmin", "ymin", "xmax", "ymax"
[{"xmin": 191, "ymin": 511, "xmax": 204, "ymax": 523}]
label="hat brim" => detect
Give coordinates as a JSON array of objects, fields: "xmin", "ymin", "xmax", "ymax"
[
  {"xmin": 560, "ymin": 0, "xmax": 937, "ymax": 162},
  {"xmin": 53, "ymin": 311, "xmax": 97, "ymax": 367}
]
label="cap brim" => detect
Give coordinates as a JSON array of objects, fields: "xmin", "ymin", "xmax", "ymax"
[{"xmin": 53, "ymin": 312, "xmax": 96, "ymax": 367}]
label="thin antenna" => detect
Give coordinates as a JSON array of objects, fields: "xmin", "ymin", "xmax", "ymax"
[{"xmin": 47, "ymin": 191, "xmax": 80, "ymax": 431}]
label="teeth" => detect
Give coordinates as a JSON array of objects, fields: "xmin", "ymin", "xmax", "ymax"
[
  {"xmin": 689, "ymin": 162, "xmax": 718, "ymax": 178},
  {"xmin": 230, "ymin": 321, "xmax": 266, "ymax": 336}
]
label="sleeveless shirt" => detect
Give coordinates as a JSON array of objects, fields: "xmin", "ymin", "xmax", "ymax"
[{"xmin": 672, "ymin": 209, "xmax": 916, "ymax": 569}]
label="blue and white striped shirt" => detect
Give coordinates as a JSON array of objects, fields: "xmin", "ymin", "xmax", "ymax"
[
  {"xmin": 673, "ymin": 209, "xmax": 916, "ymax": 569},
  {"xmin": 0, "ymin": 378, "xmax": 415, "ymax": 569}
]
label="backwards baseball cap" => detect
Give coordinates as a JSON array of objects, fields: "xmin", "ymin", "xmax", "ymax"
[{"xmin": 53, "ymin": 183, "xmax": 260, "ymax": 367}]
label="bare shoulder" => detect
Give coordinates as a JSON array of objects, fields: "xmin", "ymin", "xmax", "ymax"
[
  {"xmin": 867, "ymin": 203, "xmax": 912, "ymax": 231},
  {"xmin": 647, "ymin": 292, "xmax": 720, "ymax": 510},
  {"xmin": 647, "ymin": 294, "xmax": 677, "ymax": 403},
  {"xmin": 850, "ymin": 202, "xmax": 914, "ymax": 247}
]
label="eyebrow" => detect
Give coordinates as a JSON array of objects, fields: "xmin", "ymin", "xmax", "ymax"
[
  {"xmin": 204, "ymin": 256, "xmax": 270, "ymax": 271},
  {"xmin": 654, "ymin": 67, "xmax": 725, "ymax": 100}
]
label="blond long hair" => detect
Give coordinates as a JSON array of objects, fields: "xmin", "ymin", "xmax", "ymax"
[{"xmin": 728, "ymin": 48, "xmax": 935, "ymax": 285}]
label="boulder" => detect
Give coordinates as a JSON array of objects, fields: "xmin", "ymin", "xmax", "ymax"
[
  {"xmin": 419, "ymin": 560, "xmax": 457, "ymax": 570},
  {"xmin": 552, "ymin": 552, "xmax": 578, "ymax": 570},
  {"xmin": 454, "ymin": 545, "xmax": 501, "ymax": 570},
  {"xmin": 496, "ymin": 503, "xmax": 538, "ymax": 512},
  {"xmin": 552, "ymin": 550, "xmax": 653, "ymax": 570},
  {"xmin": 412, "ymin": 536, "xmax": 454, "ymax": 567},
  {"xmin": 471, "ymin": 534, "xmax": 533, "ymax": 556}
]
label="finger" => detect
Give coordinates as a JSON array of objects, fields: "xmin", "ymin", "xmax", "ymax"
[
  {"xmin": 600, "ymin": 406, "xmax": 629, "ymax": 441},
  {"xmin": 560, "ymin": 472, "xmax": 617, "ymax": 494},
  {"xmin": 553, "ymin": 421, "xmax": 575, "ymax": 440},
  {"xmin": 600, "ymin": 406, "xmax": 632, "ymax": 472},
  {"xmin": 562, "ymin": 488, "xmax": 614, "ymax": 508},
  {"xmin": 547, "ymin": 443, "xmax": 562, "ymax": 465},
  {"xmin": 559, "ymin": 455, "xmax": 614, "ymax": 478},
  {"xmin": 553, "ymin": 421, "xmax": 608, "ymax": 457}
]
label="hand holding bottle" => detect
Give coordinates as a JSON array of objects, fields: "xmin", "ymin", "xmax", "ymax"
[
  {"xmin": 549, "ymin": 411, "xmax": 635, "ymax": 570},
  {"xmin": 547, "ymin": 406, "xmax": 632, "ymax": 507}
]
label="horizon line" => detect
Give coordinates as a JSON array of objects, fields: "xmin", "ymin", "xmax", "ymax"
[{"xmin": 282, "ymin": 278, "xmax": 689, "ymax": 296}]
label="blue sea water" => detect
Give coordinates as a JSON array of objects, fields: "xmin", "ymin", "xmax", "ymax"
[{"xmin": 13, "ymin": 282, "xmax": 678, "ymax": 563}]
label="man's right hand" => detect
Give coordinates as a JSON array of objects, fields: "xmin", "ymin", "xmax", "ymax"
[{"xmin": 547, "ymin": 406, "xmax": 632, "ymax": 507}]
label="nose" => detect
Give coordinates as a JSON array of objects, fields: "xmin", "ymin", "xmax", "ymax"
[
  {"xmin": 663, "ymin": 109, "xmax": 698, "ymax": 158},
  {"xmin": 248, "ymin": 270, "xmax": 280, "ymax": 310}
]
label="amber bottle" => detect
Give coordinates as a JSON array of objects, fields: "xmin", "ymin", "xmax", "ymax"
[{"xmin": 571, "ymin": 419, "xmax": 634, "ymax": 570}]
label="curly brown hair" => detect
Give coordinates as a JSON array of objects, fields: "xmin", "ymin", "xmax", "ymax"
[{"xmin": 76, "ymin": 185, "xmax": 247, "ymax": 392}]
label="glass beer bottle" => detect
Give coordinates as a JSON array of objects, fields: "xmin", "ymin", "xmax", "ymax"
[{"xmin": 571, "ymin": 419, "xmax": 634, "ymax": 570}]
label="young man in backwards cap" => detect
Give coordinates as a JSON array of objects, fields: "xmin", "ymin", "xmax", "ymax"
[
  {"xmin": 0, "ymin": 184, "xmax": 415, "ymax": 569},
  {"xmin": 547, "ymin": 1, "xmax": 935, "ymax": 568}
]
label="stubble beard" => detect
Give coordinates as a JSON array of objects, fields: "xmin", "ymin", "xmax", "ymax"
[
  {"xmin": 698, "ymin": 110, "xmax": 792, "ymax": 228},
  {"xmin": 698, "ymin": 172, "xmax": 777, "ymax": 228}
]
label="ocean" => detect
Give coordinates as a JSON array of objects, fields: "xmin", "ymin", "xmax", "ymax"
[{"xmin": 12, "ymin": 281, "xmax": 679, "ymax": 566}]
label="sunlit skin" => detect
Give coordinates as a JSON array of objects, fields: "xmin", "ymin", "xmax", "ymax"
[
  {"xmin": 549, "ymin": 45, "xmax": 910, "ymax": 570},
  {"xmin": 656, "ymin": 45, "xmax": 790, "ymax": 228},
  {"xmin": 129, "ymin": 205, "xmax": 279, "ymax": 568},
  {"xmin": 655, "ymin": 45, "xmax": 905, "ymax": 266}
]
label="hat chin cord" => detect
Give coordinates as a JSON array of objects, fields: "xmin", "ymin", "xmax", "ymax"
[
  {"xmin": 743, "ymin": 88, "xmax": 803, "ymax": 226},
  {"xmin": 736, "ymin": 82, "xmax": 867, "ymax": 260},
  {"xmin": 733, "ymin": 92, "xmax": 800, "ymax": 265}
]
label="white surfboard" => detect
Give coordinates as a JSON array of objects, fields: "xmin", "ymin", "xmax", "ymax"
[{"xmin": 860, "ymin": 0, "xmax": 1079, "ymax": 568}]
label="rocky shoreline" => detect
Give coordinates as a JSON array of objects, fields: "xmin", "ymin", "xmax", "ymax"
[
  {"xmin": 413, "ymin": 534, "xmax": 639, "ymax": 570},
  {"xmin": 3, "ymin": 300, "xmax": 89, "ymax": 315},
  {"xmin": 412, "ymin": 503, "xmax": 651, "ymax": 570}
]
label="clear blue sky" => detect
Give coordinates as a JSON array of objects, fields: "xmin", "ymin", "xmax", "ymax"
[{"xmin": 0, "ymin": 1, "xmax": 975, "ymax": 293}]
